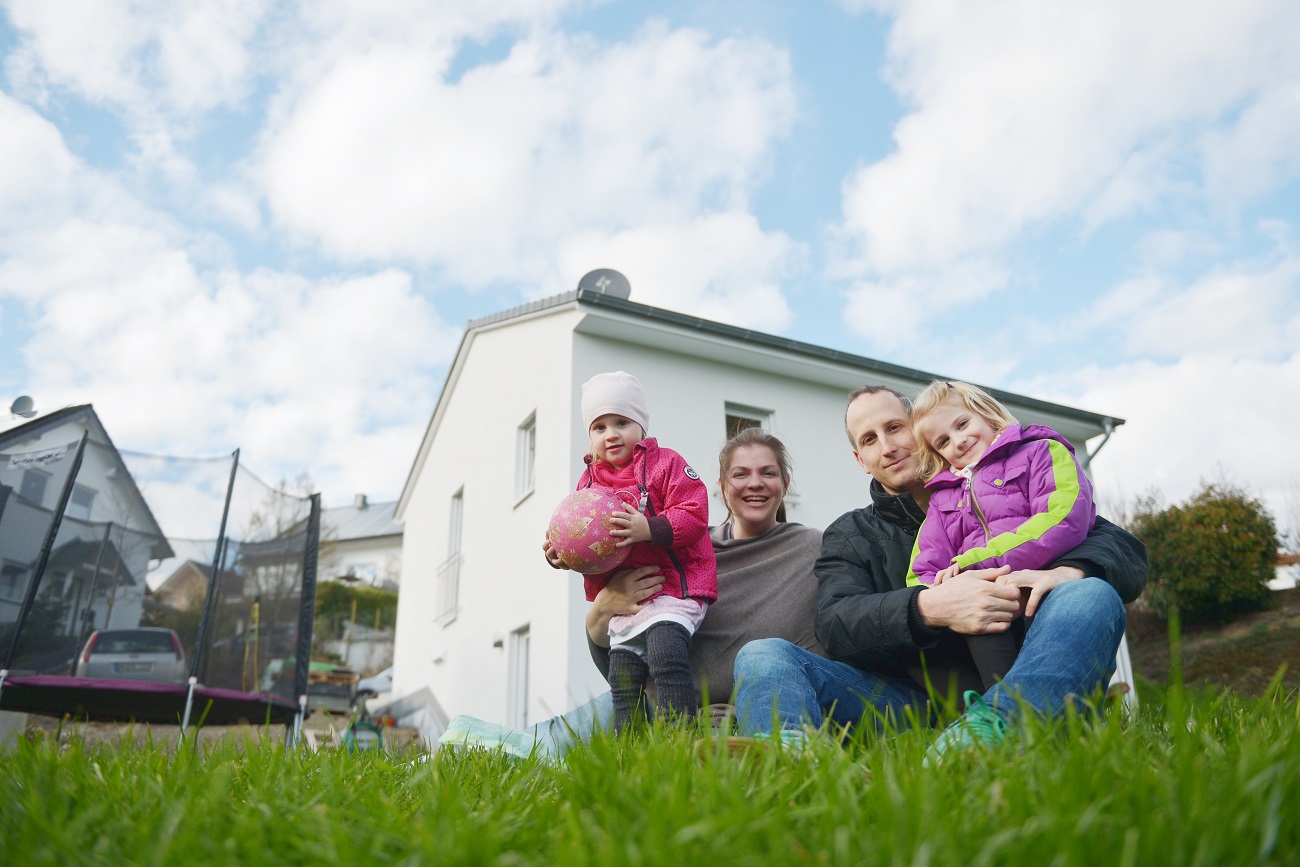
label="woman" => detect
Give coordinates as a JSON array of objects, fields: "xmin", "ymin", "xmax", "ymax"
[{"xmin": 438, "ymin": 427, "xmax": 824, "ymax": 760}]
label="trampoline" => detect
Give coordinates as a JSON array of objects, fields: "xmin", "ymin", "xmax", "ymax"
[{"xmin": 0, "ymin": 408, "xmax": 320, "ymax": 741}]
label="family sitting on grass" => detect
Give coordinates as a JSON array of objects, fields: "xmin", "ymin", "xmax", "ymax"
[{"xmin": 440, "ymin": 374, "xmax": 1148, "ymax": 765}]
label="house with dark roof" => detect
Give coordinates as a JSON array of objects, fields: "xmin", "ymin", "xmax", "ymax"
[
  {"xmin": 392, "ymin": 283, "xmax": 1133, "ymax": 734},
  {"xmin": 319, "ymin": 495, "xmax": 402, "ymax": 590},
  {"xmin": 1, "ymin": 404, "xmax": 173, "ymax": 664}
]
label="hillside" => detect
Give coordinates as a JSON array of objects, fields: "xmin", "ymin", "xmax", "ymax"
[{"xmin": 1126, "ymin": 588, "xmax": 1300, "ymax": 696}]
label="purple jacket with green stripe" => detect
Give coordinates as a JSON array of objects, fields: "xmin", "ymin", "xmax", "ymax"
[{"xmin": 908, "ymin": 424, "xmax": 1096, "ymax": 586}]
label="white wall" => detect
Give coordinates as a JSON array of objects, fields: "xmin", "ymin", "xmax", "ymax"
[{"xmin": 395, "ymin": 308, "xmax": 588, "ymax": 727}]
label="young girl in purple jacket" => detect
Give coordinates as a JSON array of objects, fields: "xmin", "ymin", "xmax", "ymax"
[
  {"xmin": 543, "ymin": 371, "xmax": 717, "ymax": 731},
  {"xmin": 907, "ymin": 381, "xmax": 1096, "ymax": 690}
]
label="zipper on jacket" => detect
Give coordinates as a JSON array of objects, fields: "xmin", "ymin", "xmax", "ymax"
[
  {"xmin": 639, "ymin": 457, "xmax": 689, "ymax": 598},
  {"xmin": 968, "ymin": 479, "xmax": 992, "ymax": 544}
]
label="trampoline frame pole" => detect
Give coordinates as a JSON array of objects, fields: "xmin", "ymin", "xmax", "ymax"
[
  {"xmin": 290, "ymin": 494, "xmax": 321, "ymax": 749},
  {"xmin": 179, "ymin": 675, "xmax": 199, "ymax": 734},
  {"xmin": 189, "ymin": 449, "xmax": 240, "ymax": 685},
  {"xmin": 1, "ymin": 432, "xmax": 89, "ymax": 673},
  {"xmin": 289, "ymin": 693, "xmax": 307, "ymax": 749}
]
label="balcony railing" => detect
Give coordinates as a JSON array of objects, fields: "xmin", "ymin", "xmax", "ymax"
[{"xmin": 435, "ymin": 552, "xmax": 461, "ymax": 624}]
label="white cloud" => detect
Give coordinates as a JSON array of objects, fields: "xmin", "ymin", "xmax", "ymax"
[
  {"xmin": 1018, "ymin": 241, "xmax": 1300, "ymax": 523},
  {"xmin": 557, "ymin": 212, "xmax": 804, "ymax": 332},
  {"xmin": 1060, "ymin": 352, "xmax": 1300, "ymax": 529},
  {"xmin": 834, "ymin": 0, "xmax": 1300, "ymax": 337},
  {"xmin": 4, "ymin": 0, "xmax": 269, "ymax": 191},
  {"xmin": 0, "ymin": 86, "xmax": 457, "ymax": 503},
  {"xmin": 4, "ymin": 0, "xmax": 267, "ymax": 118},
  {"xmin": 257, "ymin": 22, "xmax": 799, "ymax": 305},
  {"xmin": 839, "ymin": 257, "xmax": 1006, "ymax": 350}
]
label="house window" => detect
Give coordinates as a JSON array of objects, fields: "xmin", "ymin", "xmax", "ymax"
[
  {"xmin": 724, "ymin": 403, "xmax": 772, "ymax": 439},
  {"xmin": 1, "ymin": 561, "xmax": 27, "ymax": 601},
  {"xmin": 66, "ymin": 485, "xmax": 96, "ymax": 521},
  {"xmin": 506, "ymin": 624, "xmax": 531, "ymax": 728},
  {"xmin": 436, "ymin": 488, "xmax": 464, "ymax": 624},
  {"xmin": 20, "ymin": 469, "xmax": 49, "ymax": 506},
  {"xmin": 343, "ymin": 563, "xmax": 378, "ymax": 584},
  {"xmin": 516, "ymin": 412, "xmax": 536, "ymax": 501}
]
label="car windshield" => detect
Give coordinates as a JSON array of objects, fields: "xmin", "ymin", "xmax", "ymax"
[{"xmin": 94, "ymin": 631, "xmax": 175, "ymax": 654}]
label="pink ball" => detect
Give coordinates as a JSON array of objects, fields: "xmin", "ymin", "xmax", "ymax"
[{"xmin": 547, "ymin": 489, "xmax": 632, "ymax": 574}]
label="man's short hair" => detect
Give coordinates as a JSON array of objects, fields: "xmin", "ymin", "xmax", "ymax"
[{"xmin": 844, "ymin": 385, "xmax": 914, "ymax": 446}]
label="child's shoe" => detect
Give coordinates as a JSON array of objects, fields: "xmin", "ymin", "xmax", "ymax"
[{"xmin": 923, "ymin": 690, "xmax": 1008, "ymax": 767}]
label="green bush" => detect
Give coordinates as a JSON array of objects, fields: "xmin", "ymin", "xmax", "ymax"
[
  {"xmin": 1132, "ymin": 481, "xmax": 1277, "ymax": 623},
  {"xmin": 313, "ymin": 580, "xmax": 398, "ymax": 645}
]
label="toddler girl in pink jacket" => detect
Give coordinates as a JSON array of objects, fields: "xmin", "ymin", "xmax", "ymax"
[
  {"xmin": 907, "ymin": 381, "xmax": 1096, "ymax": 690},
  {"xmin": 543, "ymin": 371, "xmax": 717, "ymax": 732}
]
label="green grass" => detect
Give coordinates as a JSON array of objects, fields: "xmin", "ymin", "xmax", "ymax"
[{"xmin": 3, "ymin": 685, "xmax": 1297, "ymax": 866}]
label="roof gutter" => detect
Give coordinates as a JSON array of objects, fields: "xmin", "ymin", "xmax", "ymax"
[{"xmin": 1086, "ymin": 418, "xmax": 1118, "ymax": 463}]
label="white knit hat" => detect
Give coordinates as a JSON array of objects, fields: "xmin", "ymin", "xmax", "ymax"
[{"xmin": 581, "ymin": 371, "xmax": 649, "ymax": 433}]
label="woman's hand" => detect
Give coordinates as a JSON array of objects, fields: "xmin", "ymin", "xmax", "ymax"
[
  {"xmin": 609, "ymin": 502, "xmax": 652, "ymax": 547},
  {"xmin": 585, "ymin": 565, "xmax": 664, "ymax": 646},
  {"xmin": 541, "ymin": 538, "xmax": 571, "ymax": 570}
]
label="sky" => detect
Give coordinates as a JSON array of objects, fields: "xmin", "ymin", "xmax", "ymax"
[{"xmin": 1, "ymin": 0, "xmax": 1299, "ymax": 539}]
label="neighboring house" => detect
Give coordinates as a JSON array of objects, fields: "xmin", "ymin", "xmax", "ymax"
[
  {"xmin": 393, "ymin": 285, "xmax": 1131, "ymax": 732},
  {"xmin": 1271, "ymin": 553, "xmax": 1299, "ymax": 591},
  {"xmin": 319, "ymin": 495, "xmax": 403, "ymax": 590},
  {"xmin": 152, "ymin": 560, "xmax": 212, "ymax": 612},
  {"xmin": 0, "ymin": 405, "xmax": 173, "ymax": 666}
]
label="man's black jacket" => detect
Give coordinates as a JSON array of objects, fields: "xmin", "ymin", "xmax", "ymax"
[{"xmin": 814, "ymin": 479, "xmax": 1148, "ymax": 691}]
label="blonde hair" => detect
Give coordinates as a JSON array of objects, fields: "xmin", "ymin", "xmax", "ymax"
[
  {"xmin": 911, "ymin": 381, "xmax": 1019, "ymax": 481},
  {"xmin": 717, "ymin": 427, "xmax": 792, "ymax": 524}
]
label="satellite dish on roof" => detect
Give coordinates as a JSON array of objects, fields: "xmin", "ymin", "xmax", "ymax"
[
  {"xmin": 10, "ymin": 395, "xmax": 36, "ymax": 418},
  {"xmin": 577, "ymin": 268, "xmax": 631, "ymax": 300}
]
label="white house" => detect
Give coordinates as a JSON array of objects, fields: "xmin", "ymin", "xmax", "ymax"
[
  {"xmin": 1, "ymin": 404, "xmax": 172, "ymax": 670},
  {"xmin": 393, "ymin": 284, "xmax": 1131, "ymax": 734},
  {"xmin": 319, "ymin": 495, "xmax": 403, "ymax": 590}
]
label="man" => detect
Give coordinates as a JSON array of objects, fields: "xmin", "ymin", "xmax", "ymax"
[{"xmin": 733, "ymin": 385, "xmax": 1146, "ymax": 760}]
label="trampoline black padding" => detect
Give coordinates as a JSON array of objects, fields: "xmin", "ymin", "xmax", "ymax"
[{"xmin": 0, "ymin": 675, "xmax": 298, "ymax": 725}]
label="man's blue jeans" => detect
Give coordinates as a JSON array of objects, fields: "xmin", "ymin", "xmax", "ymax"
[{"xmin": 733, "ymin": 577, "xmax": 1126, "ymax": 735}]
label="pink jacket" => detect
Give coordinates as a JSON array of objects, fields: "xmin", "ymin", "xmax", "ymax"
[
  {"xmin": 578, "ymin": 438, "xmax": 718, "ymax": 604},
  {"xmin": 908, "ymin": 424, "xmax": 1096, "ymax": 585}
]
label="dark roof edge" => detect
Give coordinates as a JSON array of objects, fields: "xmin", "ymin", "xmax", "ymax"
[
  {"xmin": 478, "ymin": 288, "xmax": 1125, "ymax": 428},
  {"xmin": 0, "ymin": 405, "xmax": 90, "ymax": 449}
]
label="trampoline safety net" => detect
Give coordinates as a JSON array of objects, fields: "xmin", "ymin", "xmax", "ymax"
[{"xmin": 0, "ymin": 410, "xmax": 319, "ymax": 722}]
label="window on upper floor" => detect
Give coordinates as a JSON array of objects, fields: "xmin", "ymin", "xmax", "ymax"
[
  {"xmin": 436, "ymin": 488, "xmax": 464, "ymax": 624},
  {"xmin": 1, "ymin": 561, "xmax": 27, "ymax": 601},
  {"xmin": 19, "ymin": 469, "xmax": 49, "ymax": 506},
  {"xmin": 66, "ymin": 485, "xmax": 96, "ymax": 522},
  {"xmin": 516, "ymin": 412, "xmax": 536, "ymax": 502},
  {"xmin": 724, "ymin": 402, "xmax": 772, "ymax": 440}
]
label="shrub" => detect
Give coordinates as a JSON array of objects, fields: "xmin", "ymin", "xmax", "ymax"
[
  {"xmin": 313, "ymin": 580, "xmax": 398, "ymax": 646},
  {"xmin": 1132, "ymin": 481, "xmax": 1277, "ymax": 623}
]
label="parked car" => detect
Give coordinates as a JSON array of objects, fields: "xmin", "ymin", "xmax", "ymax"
[
  {"xmin": 74, "ymin": 627, "xmax": 187, "ymax": 684},
  {"xmin": 356, "ymin": 666, "xmax": 393, "ymax": 699}
]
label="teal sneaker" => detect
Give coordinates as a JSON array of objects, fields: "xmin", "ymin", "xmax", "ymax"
[
  {"xmin": 437, "ymin": 714, "xmax": 556, "ymax": 763},
  {"xmin": 923, "ymin": 691, "xmax": 1009, "ymax": 767}
]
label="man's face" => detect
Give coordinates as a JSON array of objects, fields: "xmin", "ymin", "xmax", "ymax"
[{"xmin": 846, "ymin": 391, "xmax": 923, "ymax": 495}]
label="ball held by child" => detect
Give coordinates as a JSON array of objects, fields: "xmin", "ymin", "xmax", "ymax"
[{"xmin": 546, "ymin": 488, "xmax": 634, "ymax": 574}]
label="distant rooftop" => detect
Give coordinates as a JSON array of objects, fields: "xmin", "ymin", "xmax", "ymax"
[{"xmin": 323, "ymin": 495, "xmax": 402, "ymax": 541}]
